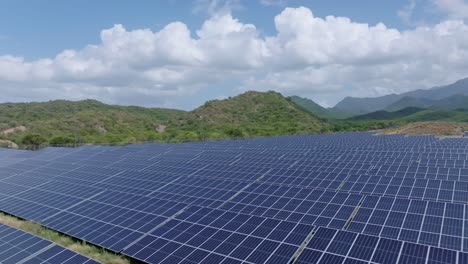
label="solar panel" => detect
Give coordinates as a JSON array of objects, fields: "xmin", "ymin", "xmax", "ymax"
[
  {"xmin": 0, "ymin": 223, "xmax": 99, "ymax": 264},
  {"xmin": 1, "ymin": 132, "xmax": 468, "ymax": 263}
]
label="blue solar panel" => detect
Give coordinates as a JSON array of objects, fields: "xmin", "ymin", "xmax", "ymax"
[
  {"xmin": 1, "ymin": 132, "xmax": 468, "ymax": 263},
  {"xmin": 0, "ymin": 223, "xmax": 99, "ymax": 264}
]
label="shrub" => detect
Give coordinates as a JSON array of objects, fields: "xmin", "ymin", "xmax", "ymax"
[
  {"xmin": 49, "ymin": 136, "xmax": 75, "ymax": 145},
  {"xmin": 21, "ymin": 134, "xmax": 47, "ymax": 150}
]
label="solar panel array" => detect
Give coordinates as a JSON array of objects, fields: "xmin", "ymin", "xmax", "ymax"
[
  {"xmin": 1, "ymin": 132, "xmax": 468, "ymax": 263},
  {"xmin": 0, "ymin": 223, "xmax": 99, "ymax": 264}
]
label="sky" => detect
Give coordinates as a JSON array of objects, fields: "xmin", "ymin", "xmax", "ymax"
[{"xmin": 0, "ymin": 0, "xmax": 468, "ymax": 109}]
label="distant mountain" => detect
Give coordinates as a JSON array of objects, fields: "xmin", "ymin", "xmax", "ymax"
[
  {"xmin": 404, "ymin": 78, "xmax": 468, "ymax": 100},
  {"xmin": 385, "ymin": 94, "xmax": 468, "ymax": 112},
  {"xmin": 349, "ymin": 107, "xmax": 425, "ymax": 121},
  {"xmin": 349, "ymin": 106, "xmax": 468, "ymax": 123},
  {"xmin": 289, "ymin": 96, "xmax": 350, "ymax": 119},
  {"xmin": 384, "ymin": 97, "xmax": 433, "ymax": 112},
  {"xmin": 333, "ymin": 77, "xmax": 468, "ymax": 115},
  {"xmin": 429, "ymin": 95, "xmax": 468, "ymax": 111},
  {"xmin": 333, "ymin": 94, "xmax": 401, "ymax": 115}
]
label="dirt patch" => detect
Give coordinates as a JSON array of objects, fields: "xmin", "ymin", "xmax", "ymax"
[
  {"xmin": 95, "ymin": 125, "xmax": 107, "ymax": 133},
  {"xmin": 155, "ymin": 124, "xmax": 167, "ymax": 133},
  {"xmin": 0, "ymin": 139, "xmax": 18, "ymax": 148},
  {"xmin": 380, "ymin": 122, "xmax": 468, "ymax": 136},
  {"xmin": 1, "ymin": 125, "xmax": 26, "ymax": 135}
]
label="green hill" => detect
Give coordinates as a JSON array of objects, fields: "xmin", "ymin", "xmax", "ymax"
[
  {"xmin": 0, "ymin": 99, "xmax": 187, "ymax": 145},
  {"xmin": 289, "ymin": 96, "xmax": 350, "ymax": 119},
  {"xmin": 0, "ymin": 91, "xmax": 330, "ymax": 146},
  {"xmin": 187, "ymin": 91, "xmax": 329, "ymax": 137}
]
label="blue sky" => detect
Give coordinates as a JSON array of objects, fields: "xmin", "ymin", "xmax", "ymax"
[
  {"xmin": 0, "ymin": 0, "xmax": 467, "ymax": 109},
  {"xmin": 0, "ymin": 0, "xmax": 421, "ymax": 58}
]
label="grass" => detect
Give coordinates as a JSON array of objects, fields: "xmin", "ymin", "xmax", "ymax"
[{"xmin": 0, "ymin": 212, "xmax": 130, "ymax": 264}]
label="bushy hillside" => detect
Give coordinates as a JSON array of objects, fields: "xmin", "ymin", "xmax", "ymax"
[
  {"xmin": 0, "ymin": 100, "xmax": 187, "ymax": 145},
  {"xmin": 188, "ymin": 91, "xmax": 329, "ymax": 136},
  {"xmin": 0, "ymin": 92, "xmax": 330, "ymax": 146}
]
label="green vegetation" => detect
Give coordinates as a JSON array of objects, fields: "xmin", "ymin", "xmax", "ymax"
[
  {"xmin": 0, "ymin": 99, "xmax": 187, "ymax": 147},
  {"xmin": 0, "ymin": 92, "xmax": 332, "ymax": 147},
  {"xmin": 177, "ymin": 91, "xmax": 330, "ymax": 139},
  {"xmin": 21, "ymin": 134, "xmax": 47, "ymax": 150},
  {"xmin": 2, "ymin": 89, "xmax": 467, "ymax": 149},
  {"xmin": 0, "ymin": 213, "xmax": 129, "ymax": 264}
]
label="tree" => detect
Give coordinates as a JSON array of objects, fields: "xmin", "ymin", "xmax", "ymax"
[
  {"xmin": 21, "ymin": 134, "xmax": 47, "ymax": 150},
  {"xmin": 225, "ymin": 127, "xmax": 244, "ymax": 138},
  {"xmin": 49, "ymin": 136, "xmax": 75, "ymax": 146}
]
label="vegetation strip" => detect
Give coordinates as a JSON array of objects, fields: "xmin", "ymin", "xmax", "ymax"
[
  {"xmin": 343, "ymin": 196, "xmax": 365, "ymax": 231},
  {"xmin": 0, "ymin": 212, "xmax": 130, "ymax": 264},
  {"xmin": 289, "ymin": 226, "xmax": 318, "ymax": 264}
]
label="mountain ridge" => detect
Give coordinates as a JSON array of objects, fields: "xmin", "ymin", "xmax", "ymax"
[
  {"xmin": 289, "ymin": 96, "xmax": 351, "ymax": 119},
  {"xmin": 332, "ymin": 77, "xmax": 468, "ymax": 115}
]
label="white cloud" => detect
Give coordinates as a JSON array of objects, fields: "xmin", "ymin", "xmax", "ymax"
[
  {"xmin": 433, "ymin": 0, "xmax": 468, "ymax": 19},
  {"xmin": 1, "ymin": 6, "xmax": 468, "ymax": 108},
  {"xmin": 193, "ymin": 0, "xmax": 242, "ymax": 16}
]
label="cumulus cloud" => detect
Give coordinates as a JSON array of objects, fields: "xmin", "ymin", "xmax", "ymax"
[{"xmin": 1, "ymin": 6, "xmax": 468, "ymax": 108}]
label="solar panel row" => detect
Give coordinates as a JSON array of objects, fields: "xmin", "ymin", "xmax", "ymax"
[
  {"xmin": 0, "ymin": 223, "xmax": 99, "ymax": 264},
  {"xmin": 1, "ymin": 132, "xmax": 468, "ymax": 263}
]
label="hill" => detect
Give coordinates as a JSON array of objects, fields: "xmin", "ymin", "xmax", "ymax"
[
  {"xmin": 333, "ymin": 77, "xmax": 468, "ymax": 115},
  {"xmin": 289, "ymin": 96, "xmax": 350, "ymax": 119},
  {"xmin": 0, "ymin": 99, "xmax": 187, "ymax": 145},
  {"xmin": 0, "ymin": 91, "xmax": 330, "ymax": 146},
  {"xmin": 187, "ymin": 91, "xmax": 329, "ymax": 136}
]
